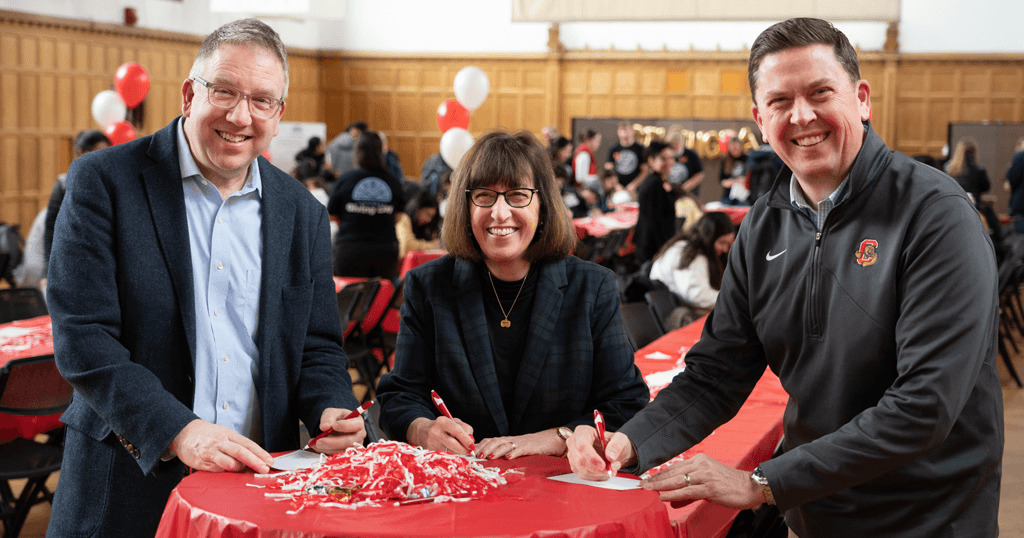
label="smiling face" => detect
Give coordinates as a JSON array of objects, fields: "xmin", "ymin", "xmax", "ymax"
[
  {"xmin": 751, "ymin": 44, "xmax": 870, "ymax": 189},
  {"xmin": 649, "ymin": 147, "xmax": 674, "ymax": 177},
  {"xmin": 470, "ymin": 178, "xmax": 541, "ymax": 272},
  {"xmin": 182, "ymin": 43, "xmax": 285, "ymax": 187}
]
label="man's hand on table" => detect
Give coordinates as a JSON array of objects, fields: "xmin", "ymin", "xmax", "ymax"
[
  {"xmin": 169, "ymin": 419, "xmax": 274, "ymax": 474},
  {"xmin": 641, "ymin": 453, "xmax": 766, "ymax": 510},
  {"xmin": 309, "ymin": 407, "xmax": 368, "ymax": 454},
  {"xmin": 567, "ymin": 426, "xmax": 636, "ymax": 480},
  {"xmin": 407, "ymin": 416, "xmax": 475, "ymax": 454}
]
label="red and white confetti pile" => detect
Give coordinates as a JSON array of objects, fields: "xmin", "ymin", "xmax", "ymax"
[{"xmin": 251, "ymin": 441, "xmax": 517, "ymax": 513}]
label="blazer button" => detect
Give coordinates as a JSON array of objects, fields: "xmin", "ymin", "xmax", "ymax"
[{"xmin": 132, "ymin": 448, "xmax": 141, "ymax": 459}]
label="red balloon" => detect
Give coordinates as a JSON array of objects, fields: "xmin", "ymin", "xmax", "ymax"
[
  {"xmin": 436, "ymin": 99, "xmax": 470, "ymax": 133},
  {"xmin": 261, "ymin": 149, "xmax": 273, "ymax": 163},
  {"xmin": 104, "ymin": 121, "xmax": 137, "ymax": 145},
  {"xmin": 114, "ymin": 62, "xmax": 151, "ymax": 108}
]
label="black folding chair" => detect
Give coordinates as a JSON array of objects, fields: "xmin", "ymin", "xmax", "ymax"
[
  {"xmin": 0, "ymin": 288, "xmax": 48, "ymax": 324},
  {"xmin": 645, "ymin": 289, "xmax": 681, "ymax": 334},
  {"xmin": 0, "ymin": 355, "xmax": 73, "ymax": 538},
  {"xmin": 619, "ymin": 302, "xmax": 665, "ymax": 351}
]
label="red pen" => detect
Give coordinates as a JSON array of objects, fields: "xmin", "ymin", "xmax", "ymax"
[
  {"xmin": 431, "ymin": 390, "xmax": 475, "ymax": 452},
  {"xmin": 594, "ymin": 409, "xmax": 613, "ymax": 476},
  {"xmin": 305, "ymin": 400, "xmax": 374, "ymax": 450}
]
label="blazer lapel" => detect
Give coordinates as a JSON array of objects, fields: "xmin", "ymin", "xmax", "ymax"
[
  {"xmin": 141, "ymin": 118, "xmax": 197, "ymax": 368},
  {"xmin": 509, "ymin": 259, "xmax": 566, "ymax": 430},
  {"xmin": 453, "ymin": 259, "xmax": 510, "ymax": 435},
  {"xmin": 254, "ymin": 158, "xmax": 294, "ymax": 352}
]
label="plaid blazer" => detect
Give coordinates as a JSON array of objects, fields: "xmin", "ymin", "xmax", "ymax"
[{"xmin": 377, "ymin": 255, "xmax": 649, "ymax": 441}]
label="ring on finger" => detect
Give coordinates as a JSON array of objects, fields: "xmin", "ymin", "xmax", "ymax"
[
  {"xmin": 509, "ymin": 442, "xmax": 517, "ymax": 449},
  {"xmin": 684, "ymin": 473, "xmax": 691, "ymax": 486}
]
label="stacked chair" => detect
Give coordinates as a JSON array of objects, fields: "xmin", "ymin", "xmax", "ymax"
[{"xmin": 0, "ymin": 355, "xmax": 72, "ymax": 538}]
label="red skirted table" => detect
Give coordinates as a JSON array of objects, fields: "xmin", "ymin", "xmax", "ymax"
[
  {"xmin": 155, "ymin": 455, "xmax": 674, "ymax": 538},
  {"xmin": 706, "ymin": 206, "xmax": 750, "ymax": 225},
  {"xmin": 573, "ymin": 211, "xmax": 638, "ymax": 239},
  {"xmin": 634, "ymin": 317, "xmax": 787, "ymax": 538},
  {"xmin": 0, "ymin": 315, "xmax": 63, "ymax": 443},
  {"xmin": 398, "ymin": 249, "xmax": 447, "ymax": 279}
]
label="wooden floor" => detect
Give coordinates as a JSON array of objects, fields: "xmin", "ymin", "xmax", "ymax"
[{"xmin": 11, "ymin": 365, "xmax": 1024, "ymax": 538}]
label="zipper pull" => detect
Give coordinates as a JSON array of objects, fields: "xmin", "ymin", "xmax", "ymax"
[{"xmin": 815, "ymin": 232, "xmax": 821, "ymax": 242}]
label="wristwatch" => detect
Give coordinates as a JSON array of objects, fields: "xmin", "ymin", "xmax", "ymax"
[{"xmin": 751, "ymin": 466, "xmax": 776, "ymax": 505}]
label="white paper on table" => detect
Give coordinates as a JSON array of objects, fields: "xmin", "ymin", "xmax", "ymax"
[
  {"xmin": 643, "ymin": 366, "xmax": 685, "ymax": 388},
  {"xmin": 547, "ymin": 473, "xmax": 641, "ymax": 490},
  {"xmin": 643, "ymin": 351, "xmax": 673, "ymax": 360},
  {"xmin": 272, "ymin": 450, "xmax": 324, "ymax": 471}
]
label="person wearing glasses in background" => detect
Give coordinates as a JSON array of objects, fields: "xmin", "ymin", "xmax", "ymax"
[
  {"xmin": 376, "ymin": 130, "xmax": 649, "ymax": 461},
  {"xmin": 46, "ymin": 19, "xmax": 365, "ymax": 537}
]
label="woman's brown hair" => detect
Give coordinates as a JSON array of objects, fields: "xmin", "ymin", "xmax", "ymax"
[{"xmin": 441, "ymin": 130, "xmax": 578, "ymax": 263}]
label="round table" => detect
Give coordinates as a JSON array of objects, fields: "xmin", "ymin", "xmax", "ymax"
[{"xmin": 156, "ymin": 455, "xmax": 674, "ymax": 538}]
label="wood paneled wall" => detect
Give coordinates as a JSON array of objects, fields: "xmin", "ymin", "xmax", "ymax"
[
  {"xmin": 0, "ymin": 10, "xmax": 321, "ymax": 234},
  {"xmin": 3, "ymin": 9, "xmax": 1024, "ymax": 236}
]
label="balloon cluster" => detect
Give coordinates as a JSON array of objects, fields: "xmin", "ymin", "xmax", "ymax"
[
  {"xmin": 90, "ymin": 62, "xmax": 150, "ymax": 145},
  {"xmin": 435, "ymin": 66, "xmax": 490, "ymax": 168}
]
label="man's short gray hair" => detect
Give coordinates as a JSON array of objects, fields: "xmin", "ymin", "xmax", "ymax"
[{"xmin": 188, "ymin": 18, "xmax": 289, "ymax": 99}]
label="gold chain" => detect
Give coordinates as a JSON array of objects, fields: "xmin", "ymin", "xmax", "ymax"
[{"xmin": 487, "ymin": 269, "xmax": 528, "ymax": 328}]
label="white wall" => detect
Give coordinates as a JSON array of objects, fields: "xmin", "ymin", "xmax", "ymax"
[{"xmin": 2, "ymin": 0, "xmax": 1022, "ymax": 54}]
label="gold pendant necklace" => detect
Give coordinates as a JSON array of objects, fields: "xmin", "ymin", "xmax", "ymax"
[{"xmin": 487, "ymin": 269, "xmax": 528, "ymax": 328}]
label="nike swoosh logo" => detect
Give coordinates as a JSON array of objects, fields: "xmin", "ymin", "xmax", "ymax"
[{"xmin": 766, "ymin": 249, "xmax": 787, "ymax": 261}]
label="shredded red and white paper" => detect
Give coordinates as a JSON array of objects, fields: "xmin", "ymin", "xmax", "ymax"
[{"xmin": 251, "ymin": 441, "xmax": 518, "ymax": 513}]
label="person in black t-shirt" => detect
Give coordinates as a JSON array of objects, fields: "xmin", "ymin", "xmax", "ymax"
[
  {"xmin": 634, "ymin": 140, "xmax": 678, "ymax": 264},
  {"xmin": 328, "ymin": 131, "xmax": 406, "ymax": 279},
  {"xmin": 376, "ymin": 130, "xmax": 649, "ymax": 461},
  {"xmin": 606, "ymin": 121, "xmax": 647, "ymax": 193}
]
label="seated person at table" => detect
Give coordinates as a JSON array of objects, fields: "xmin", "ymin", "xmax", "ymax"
[
  {"xmin": 600, "ymin": 169, "xmax": 633, "ymax": 213},
  {"xmin": 718, "ymin": 136, "xmax": 750, "ymax": 205},
  {"xmin": 376, "ymin": 130, "xmax": 649, "ymax": 460},
  {"xmin": 328, "ymin": 130, "xmax": 406, "ymax": 279},
  {"xmin": 649, "ymin": 212, "xmax": 735, "ymax": 329},
  {"xmin": 396, "ymin": 191, "xmax": 442, "ymax": 259}
]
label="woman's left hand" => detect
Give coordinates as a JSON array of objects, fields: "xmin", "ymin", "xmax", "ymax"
[{"xmin": 474, "ymin": 429, "xmax": 564, "ymax": 460}]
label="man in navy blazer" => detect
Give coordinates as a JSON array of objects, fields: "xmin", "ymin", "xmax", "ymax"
[{"xmin": 46, "ymin": 20, "xmax": 363, "ymax": 537}]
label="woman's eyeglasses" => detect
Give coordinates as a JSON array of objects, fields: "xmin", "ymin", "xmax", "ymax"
[{"xmin": 466, "ymin": 188, "xmax": 538, "ymax": 208}]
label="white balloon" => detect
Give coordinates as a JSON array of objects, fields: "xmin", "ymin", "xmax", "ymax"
[
  {"xmin": 440, "ymin": 128, "xmax": 475, "ymax": 169},
  {"xmin": 91, "ymin": 90, "xmax": 127, "ymax": 128},
  {"xmin": 453, "ymin": 66, "xmax": 490, "ymax": 112}
]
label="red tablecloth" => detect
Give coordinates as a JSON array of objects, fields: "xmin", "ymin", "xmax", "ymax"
[
  {"xmin": 0, "ymin": 315, "xmax": 64, "ymax": 443},
  {"xmin": 635, "ymin": 317, "xmax": 787, "ymax": 538},
  {"xmin": 573, "ymin": 211, "xmax": 638, "ymax": 239},
  {"xmin": 399, "ymin": 250, "xmax": 447, "ymax": 279},
  {"xmin": 707, "ymin": 206, "xmax": 750, "ymax": 225},
  {"xmin": 153, "ymin": 316, "xmax": 786, "ymax": 538},
  {"xmin": 156, "ymin": 456, "xmax": 674, "ymax": 538}
]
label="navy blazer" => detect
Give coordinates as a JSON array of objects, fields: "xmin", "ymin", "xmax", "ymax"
[
  {"xmin": 376, "ymin": 255, "xmax": 649, "ymax": 441},
  {"xmin": 48, "ymin": 118, "xmax": 357, "ymax": 475}
]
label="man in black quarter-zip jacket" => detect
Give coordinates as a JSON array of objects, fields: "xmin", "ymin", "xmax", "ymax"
[{"xmin": 569, "ymin": 17, "xmax": 1002, "ymax": 538}]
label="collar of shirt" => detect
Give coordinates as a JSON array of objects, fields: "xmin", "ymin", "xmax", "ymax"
[
  {"xmin": 175, "ymin": 117, "xmax": 263, "ymax": 199},
  {"xmin": 789, "ymin": 173, "xmax": 851, "ymax": 231}
]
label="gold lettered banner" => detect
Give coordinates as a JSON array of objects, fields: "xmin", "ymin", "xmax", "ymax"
[{"xmin": 632, "ymin": 124, "xmax": 760, "ymax": 160}]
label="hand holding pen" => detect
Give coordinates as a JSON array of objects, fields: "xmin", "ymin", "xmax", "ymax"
[
  {"xmin": 305, "ymin": 400, "xmax": 373, "ymax": 451},
  {"xmin": 429, "ymin": 390, "xmax": 475, "ymax": 453}
]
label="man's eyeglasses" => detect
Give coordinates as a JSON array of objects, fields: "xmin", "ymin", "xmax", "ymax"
[
  {"xmin": 466, "ymin": 187, "xmax": 538, "ymax": 208},
  {"xmin": 191, "ymin": 77, "xmax": 284, "ymax": 119}
]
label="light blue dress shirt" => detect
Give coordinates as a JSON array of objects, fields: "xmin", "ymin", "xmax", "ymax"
[
  {"xmin": 176, "ymin": 118, "xmax": 264, "ymax": 444},
  {"xmin": 789, "ymin": 173, "xmax": 851, "ymax": 232}
]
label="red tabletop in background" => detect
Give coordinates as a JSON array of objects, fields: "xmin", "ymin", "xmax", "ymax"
[
  {"xmin": 399, "ymin": 249, "xmax": 447, "ymax": 279},
  {"xmin": 573, "ymin": 211, "xmax": 638, "ymax": 239},
  {"xmin": 0, "ymin": 315, "xmax": 64, "ymax": 443},
  {"xmin": 635, "ymin": 317, "xmax": 787, "ymax": 538},
  {"xmin": 156, "ymin": 456, "xmax": 674, "ymax": 538},
  {"xmin": 708, "ymin": 206, "xmax": 750, "ymax": 225}
]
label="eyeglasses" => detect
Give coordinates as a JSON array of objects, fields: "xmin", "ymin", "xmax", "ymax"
[
  {"xmin": 191, "ymin": 77, "xmax": 284, "ymax": 119},
  {"xmin": 466, "ymin": 187, "xmax": 538, "ymax": 208}
]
